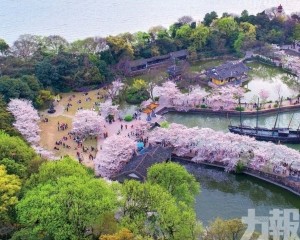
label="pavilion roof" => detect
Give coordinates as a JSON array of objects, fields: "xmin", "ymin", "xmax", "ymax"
[
  {"xmin": 112, "ymin": 145, "xmax": 172, "ymax": 181},
  {"xmin": 206, "ymin": 62, "xmax": 250, "ymax": 80},
  {"xmin": 129, "ymin": 50, "xmax": 188, "ymax": 68}
]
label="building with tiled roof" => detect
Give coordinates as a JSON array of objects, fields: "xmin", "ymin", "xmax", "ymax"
[
  {"xmin": 206, "ymin": 61, "xmax": 250, "ymax": 86},
  {"xmin": 112, "ymin": 145, "xmax": 172, "ymax": 182}
]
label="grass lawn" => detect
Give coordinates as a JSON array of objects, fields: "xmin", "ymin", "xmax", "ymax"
[
  {"xmin": 39, "ymin": 89, "xmax": 103, "ymax": 167},
  {"xmin": 125, "ymin": 68, "xmax": 168, "ymax": 85},
  {"xmin": 58, "ymin": 89, "xmax": 107, "ymax": 115},
  {"xmin": 190, "ymin": 59, "xmax": 224, "ymax": 72}
]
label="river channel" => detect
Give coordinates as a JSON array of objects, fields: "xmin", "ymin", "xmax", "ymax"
[{"xmin": 163, "ymin": 62, "xmax": 300, "ymax": 225}]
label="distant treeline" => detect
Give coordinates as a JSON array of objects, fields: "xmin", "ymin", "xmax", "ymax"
[{"xmin": 0, "ymin": 8, "xmax": 299, "ymax": 107}]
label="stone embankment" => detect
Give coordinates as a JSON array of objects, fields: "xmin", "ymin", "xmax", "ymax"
[
  {"xmin": 172, "ymin": 156, "xmax": 300, "ymax": 196},
  {"xmin": 156, "ymin": 103, "xmax": 300, "ymax": 117}
]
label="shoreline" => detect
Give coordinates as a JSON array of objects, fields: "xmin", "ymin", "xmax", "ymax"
[
  {"xmin": 171, "ymin": 156, "xmax": 300, "ymax": 196},
  {"xmin": 156, "ymin": 104, "xmax": 300, "ymax": 117},
  {"xmin": 154, "ymin": 106, "xmax": 300, "ymax": 196}
]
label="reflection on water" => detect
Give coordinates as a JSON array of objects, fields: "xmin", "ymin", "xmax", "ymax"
[
  {"xmin": 165, "ymin": 110, "xmax": 300, "ymax": 151},
  {"xmin": 181, "ymin": 162, "xmax": 300, "ymax": 225},
  {"xmin": 166, "ymin": 113, "xmax": 300, "ymax": 224},
  {"xmin": 244, "ymin": 62, "xmax": 299, "ymax": 102},
  {"xmin": 165, "ymin": 111, "xmax": 300, "ymax": 130}
]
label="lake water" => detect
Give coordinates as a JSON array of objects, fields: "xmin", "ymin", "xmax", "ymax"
[
  {"xmin": 2, "ymin": 0, "xmax": 299, "ymax": 230},
  {"xmin": 244, "ymin": 62, "xmax": 300, "ymax": 102},
  {"xmin": 166, "ymin": 111, "xmax": 300, "ymax": 226},
  {"xmin": 1, "ymin": 0, "xmax": 299, "ymax": 44},
  {"xmin": 164, "ymin": 61, "xmax": 300, "ymax": 226},
  {"xmin": 183, "ymin": 162, "xmax": 300, "ymax": 226}
]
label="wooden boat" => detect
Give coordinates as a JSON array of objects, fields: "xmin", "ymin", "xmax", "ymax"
[
  {"xmin": 228, "ymin": 125, "xmax": 300, "ymax": 143},
  {"xmin": 228, "ymin": 97, "xmax": 300, "ymax": 144}
]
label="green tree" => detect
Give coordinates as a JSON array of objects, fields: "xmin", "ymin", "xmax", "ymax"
[
  {"xmin": 0, "ymin": 131, "xmax": 38, "ymax": 167},
  {"xmin": 0, "ymin": 96, "xmax": 19, "ymax": 136},
  {"xmin": 35, "ymin": 58, "xmax": 58, "ymax": 87},
  {"xmin": 106, "ymin": 35, "xmax": 134, "ymax": 62},
  {"xmin": 121, "ymin": 180, "xmax": 201, "ymax": 239},
  {"xmin": 190, "ymin": 25, "xmax": 210, "ymax": 51},
  {"xmin": 21, "ymin": 75, "xmax": 41, "ymax": 93},
  {"xmin": 25, "ymin": 157, "xmax": 93, "ymax": 189},
  {"xmin": 293, "ymin": 23, "xmax": 300, "ymax": 40},
  {"xmin": 17, "ymin": 174, "xmax": 117, "ymax": 239},
  {"xmin": 0, "ymin": 165, "xmax": 21, "ymax": 220},
  {"xmin": 233, "ymin": 32, "xmax": 245, "ymax": 54},
  {"xmin": 0, "ymin": 158, "xmax": 26, "ymax": 179},
  {"xmin": 0, "ymin": 38, "xmax": 9, "ymax": 55},
  {"xmin": 147, "ymin": 162, "xmax": 200, "ymax": 207},
  {"xmin": 203, "ymin": 11, "xmax": 218, "ymax": 26},
  {"xmin": 148, "ymin": 25, "xmax": 167, "ymax": 41},
  {"xmin": 175, "ymin": 24, "xmax": 193, "ymax": 46},
  {"xmin": 44, "ymin": 35, "xmax": 69, "ymax": 55},
  {"xmin": 0, "ymin": 76, "xmax": 35, "ymax": 102},
  {"xmin": 35, "ymin": 90, "xmax": 54, "ymax": 108},
  {"xmin": 100, "ymin": 228, "xmax": 135, "ymax": 240},
  {"xmin": 238, "ymin": 10, "xmax": 251, "ymax": 23},
  {"xmin": 125, "ymin": 79, "xmax": 149, "ymax": 104},
  {"xmin": 204, "ymin": 218, "xmax": 246, "ymax": 240},
  {"xmin": 213, "ymin": 17, "xmax": 238, "ymax": 38},
  {"xmin": 213, "ymin": 17, "xmax": 239, "ymax": 50},
  {"xmin": 132, "ymin": 79, "xmax": 147, "ymax": 90}
]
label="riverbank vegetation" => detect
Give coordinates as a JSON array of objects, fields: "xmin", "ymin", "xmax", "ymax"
[
  {"xmin": 0, "ymin": 9, "xmax": 299, "ymax": 107},
  {"xmin": 1, "ymin": 7, "xmax": 300, "ymax": 240},
  {"xmin": 0, "ymin": 135, "xmax": 204, "ymax": 239}
]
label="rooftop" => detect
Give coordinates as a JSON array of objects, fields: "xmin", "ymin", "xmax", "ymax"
[
  {"xmin": 112, "ymin": 145, "xmax": 172, "ymax": 182},
  {"xmin": 206, "ymin": 62, "xmax": 250, "ymax": 80},
  {"xmin": 129, "ymin": 50, "xmax": 188, "ymax": 68}
]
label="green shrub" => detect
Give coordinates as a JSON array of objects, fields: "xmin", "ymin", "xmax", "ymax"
[
  {"xmin": 235, "ymin": 161, "xmax": 245, "ymax": 173},
  {"xmin": 154, "ymin": 96, "xmax": 159, "ymax": 101},
  {"xmin": 273, "ymin": 104, "xmax": 278, "ymax": 108},
  {"xmin": 125, "ymin": 87, "xmax": 150, "ymax": 104},
  {"xmin": 160, "ymin": 121, "xmax": 170, "ymax": 128},
  {"xmin": 235, "ymin": 106, "xmax": 245, "ymax": 111},
  {"xmin": 200, "ymin": 104, "xmax": 207, "ymax": 109},
  {"xmin": 124, "ymin": 115, "xmax": 133, "ymax": 122}
]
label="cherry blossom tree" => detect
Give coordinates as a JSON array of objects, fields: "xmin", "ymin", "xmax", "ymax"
[
  {"xmin": 32, "ymin": 145, "xmax": 57, "ymax": 160},
  {"xmin": 186, "ymin": 88, "xmax": 208, "ymax": 107},
  {"xmin": 7, "ymin": 99, "xmax": 56, "ymax": 159},
  {"xmin": 147, "ymin": 123, "xmax": 300, "ymax": 173},
  {"xmin": 259, "ymin": 89, "xmax": 270, "ymax": 104},
  {"xmin": 72, "ymin": 110, "xmax": 105, "ymax": 139},
  {"xmin": 156, "ymin": 82, "xmax": 244, "ymax": 111},
  {"xmin": 157, "ymin": 81, "xmax": 208, "ymax": 111},
  {"xmin": 95, "ymin": 135, "xmax": 136, "ymax": 177},
  {"xmin": 7, "ymin": 99, "xmax": 40, "ymax": 144},
  {"xmin": 134, "ymin": 120, "xmax": 149, "ymax": 132},
  {"xmin": 206, "ymin": 86, "xmax": 245, "ymax": 111},
  {"xmin": 99, "ymin": 99, "xmax": 119, "ymax": 118},
  {"xmin": 107, "ymin": 79, "xmax": 124, "ymax": 99},
  {"xmin": 156, "ymin": 81, "xmax": 181, "ymax": 105}
]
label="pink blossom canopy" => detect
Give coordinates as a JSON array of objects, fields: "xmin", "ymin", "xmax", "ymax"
[
  {"xmin": 99, "ymin": 99, "xmax": 119, "ymax": 118},
  {"xmin": 147, "ymin": 123, "xmax": 300, "ymax": 172},
  {"xmin": 95, "ymin": 135, "xmax": 136, "ymax": 178},
  {"xmin": 72, "ymin": 109, "xmax": 105, "ymax": 139},
  {"xmin": 7, "ymin": 99, "xmax": 41, "ymax": 144}
]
